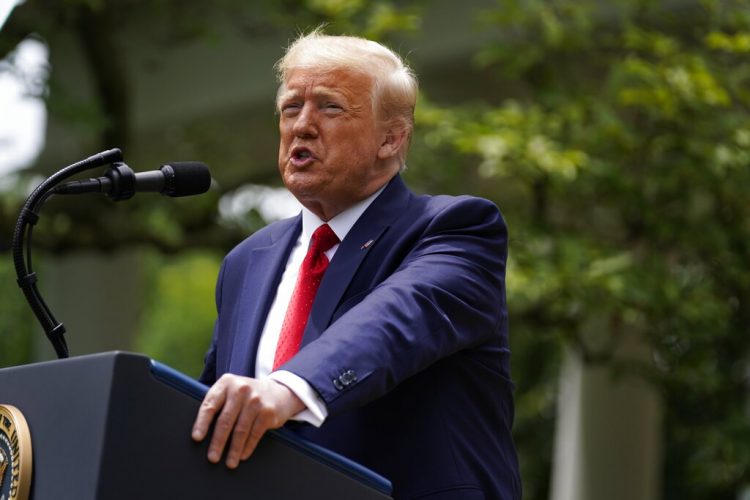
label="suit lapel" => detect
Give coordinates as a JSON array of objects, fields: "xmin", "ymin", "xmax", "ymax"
[
  {"xmin": 228, "ymin": 216, "xmax": 301, "ymax": 376},
  {"xmin": 302, "ymin": 175, "xmax": 412, "ymax": 347}
]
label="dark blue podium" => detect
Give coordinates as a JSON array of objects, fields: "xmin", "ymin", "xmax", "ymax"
[{"xmin": 0, "ymin": 351, "xmax": 392, "ymax": 499}]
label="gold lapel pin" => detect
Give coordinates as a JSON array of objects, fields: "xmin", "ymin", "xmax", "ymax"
[{"xmin": 360, "ymin": 239, "xmax": 374, "ymax": 250}]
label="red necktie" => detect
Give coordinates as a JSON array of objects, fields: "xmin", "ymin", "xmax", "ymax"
[{"xmin": 273, "ymin": 224, "xmax": 339, "ymax": 370}]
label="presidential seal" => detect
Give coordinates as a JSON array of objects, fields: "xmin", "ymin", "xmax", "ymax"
[{"xmin": 0, "ymin": 405, "xmax": 32, "ymax": 500}]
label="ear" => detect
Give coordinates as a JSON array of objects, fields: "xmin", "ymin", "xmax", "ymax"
[{"xmin": 377, "ymin": 128, "xmax": 409, "ymax": 161}]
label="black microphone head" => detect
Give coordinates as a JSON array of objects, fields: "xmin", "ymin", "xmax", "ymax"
[{"xmin": 159, "ymin": 162, "xmax": 211, "ymax": 197}]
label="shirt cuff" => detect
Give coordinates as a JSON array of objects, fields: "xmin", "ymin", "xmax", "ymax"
[{"xmin": 269, "ymin": 370, "xmax": 328, "ymax": 427}]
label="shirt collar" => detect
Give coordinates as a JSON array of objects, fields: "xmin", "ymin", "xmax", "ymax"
[{"xmin": 300, "ymin": 184, "xmax": 388, "ymax": 244}]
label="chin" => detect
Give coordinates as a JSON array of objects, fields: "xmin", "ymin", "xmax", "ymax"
[{"xmin": 286, "ymin": 180, "xmax": 321, "ymax": 200}]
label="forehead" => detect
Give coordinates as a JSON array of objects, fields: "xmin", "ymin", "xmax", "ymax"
[{"xmin": 281, "ymin": 68, "xmax": 374, "ymax": 99}]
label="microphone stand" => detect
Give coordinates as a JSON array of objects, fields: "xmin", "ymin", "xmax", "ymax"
[{"xmin": 11, "ymin": 148, "xmax": 123, "ymax": 359}]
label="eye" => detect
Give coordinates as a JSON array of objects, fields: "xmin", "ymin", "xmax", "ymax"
[
  {"xmin": 280, "ymin": 103, "xmax": 301, "ymax": 116},
  {"xmin": 323, "ymin": 102, "xmax": 344, "ymax": 113}
]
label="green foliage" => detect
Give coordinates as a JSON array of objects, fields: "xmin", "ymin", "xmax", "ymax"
[
  {"xmin": 134, "ymin": 251, "xmax": 221, "ymax": 378},
  {"xmin": 407, "ymin": 1, "xmax": 750, "ymax": 498},
  {"xmin": 0, "ymin": 257, "xmax": 34, "ymax": 368},
  {"xmin": 283, "ymin": 0, "xmax": 423, "ymax": 40}
]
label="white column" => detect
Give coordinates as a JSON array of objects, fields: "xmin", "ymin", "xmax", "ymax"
[{"xmin": 550, "ymin": 333, "xmax": 663, "ymax": 500}]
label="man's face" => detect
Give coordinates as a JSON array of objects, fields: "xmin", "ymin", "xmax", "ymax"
[{"xmin": 277, "ymin": 68, "xmax": 399, "ymax": 220}]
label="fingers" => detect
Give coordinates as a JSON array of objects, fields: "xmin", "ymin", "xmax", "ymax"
[
  {"xmin": 192, "ymin": 377, "xmax": 229, "ymax": 443},
  {"xmin": 207, "ymin": 382, "xmax": 247, "ymax": 465},
  {"xmin": 224, "ymin": 389, "xmax": 260, "ymax": 468},
  {"xmin": 191, "ymin": 375, "xmax": 301, "ymax": 469},
  {"xmin": 224, "ymin": 381, "xmax": 287, "ymax": 467},
  {"xmin": 236, "ymin": 382, "xmax": 305, "ymax": 461},
  {"xmin": 241, "ymin": 409, "xmax": 275, "ymax": 461}
]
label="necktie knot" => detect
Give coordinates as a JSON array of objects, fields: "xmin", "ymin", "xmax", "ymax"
[
  {"xmin": 305, "ymin": 224, "xmax": 338, "ymax": 275},
  {"xmin": 310, "ymin": 224, "xmax": 339, "ymax": 254}
]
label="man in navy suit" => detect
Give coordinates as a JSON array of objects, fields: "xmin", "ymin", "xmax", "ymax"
[{"xmin": 192, "ymin": 30, "xmax": 521, "ymax": 499}]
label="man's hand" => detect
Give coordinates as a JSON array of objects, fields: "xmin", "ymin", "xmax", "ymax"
[{"xmin": 191, "ymin": 374, "xmax": 305, "ymax": 469}]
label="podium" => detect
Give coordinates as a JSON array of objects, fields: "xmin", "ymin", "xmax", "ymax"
[{"xmin": 0, "ymin": 352, "xmax": 392, "ymax": 499}]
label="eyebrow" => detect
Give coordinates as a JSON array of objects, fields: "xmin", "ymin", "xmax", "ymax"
[{"xmin": 278, "ymin": 86, "xmax": 347, "ymax": 103}]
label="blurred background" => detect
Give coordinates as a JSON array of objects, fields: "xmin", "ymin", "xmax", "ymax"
[{"xmin": 1, "ymin": 0, "xmax": 749, "ymax": 499}]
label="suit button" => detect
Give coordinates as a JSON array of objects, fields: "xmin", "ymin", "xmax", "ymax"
[
  {"xmin": 333, "ymin": 370, "xmax": 358, "ymax": 391},
  {"xmin": 341, "ymin": 370, "xmax": 357, "ymax": 385}
]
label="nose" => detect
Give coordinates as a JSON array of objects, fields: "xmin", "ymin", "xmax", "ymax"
[{"xmin": 292, "ymin": 102, "xmax": 318, "ymax": 138}]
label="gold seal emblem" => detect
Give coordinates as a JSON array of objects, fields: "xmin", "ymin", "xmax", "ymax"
[{"xmin": 0, "ymin": 405, "xmax": 32, "ymax": 500}]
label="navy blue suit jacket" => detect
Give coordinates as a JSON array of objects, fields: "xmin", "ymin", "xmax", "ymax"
[{"xmin": 200, "ymin": 176, "xmax": 521, "ymax": 499}]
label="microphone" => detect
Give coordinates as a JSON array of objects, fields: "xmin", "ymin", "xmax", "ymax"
[{"xmin": 54, "ymin": 161, "xmax": 211, "ymax": 201}]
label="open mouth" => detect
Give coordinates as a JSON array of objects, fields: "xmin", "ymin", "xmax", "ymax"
[{"xmin": 291, "ymin": 147, "xmax": 315, "ymax": 165}]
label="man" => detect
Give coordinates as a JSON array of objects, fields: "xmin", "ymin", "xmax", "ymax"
[{"xmin": 192, "ymin": 30, "xmax": 521, "ymax": 500}]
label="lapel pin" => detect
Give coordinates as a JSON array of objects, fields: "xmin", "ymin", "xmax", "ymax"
[{"xmin": 360, "ymin": 239, "xmax": 374, "ymax": 250}]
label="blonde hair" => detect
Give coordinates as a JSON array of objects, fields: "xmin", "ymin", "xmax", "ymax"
[{"xmin": 275, "ymin": 29, "xmax": 418, "ymax": 166}]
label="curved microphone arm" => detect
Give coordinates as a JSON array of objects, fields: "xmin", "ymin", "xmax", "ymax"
[{"xmin": 11, "ymin": 148, "xmax": 123, "ymax": 359}]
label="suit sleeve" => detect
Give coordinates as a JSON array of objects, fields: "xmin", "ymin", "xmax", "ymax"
[{"xmin": 282, "ymin": 196, "xmax": 508, "ymax": 416}]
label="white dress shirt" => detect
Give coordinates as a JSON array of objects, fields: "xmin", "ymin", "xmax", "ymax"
[{"xmin": 255, "ymin": 185, "xmax": 386, "ymax": 426}]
